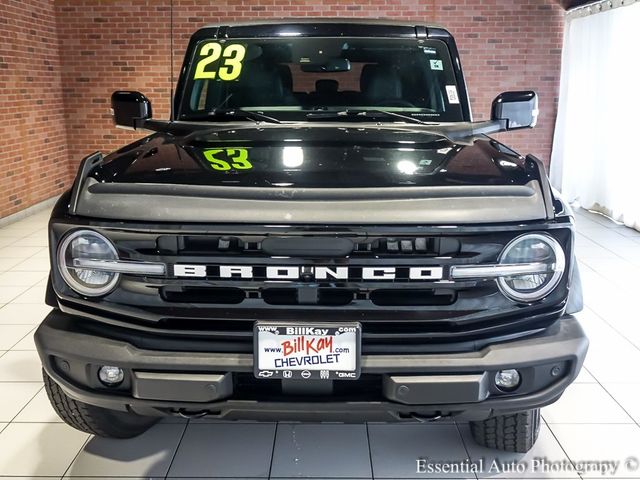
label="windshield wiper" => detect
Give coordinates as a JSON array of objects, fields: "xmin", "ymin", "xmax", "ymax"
[
  {"xmin": 306, "ymin": 109, "xmax": 437, "ymax": 125},
  {"xmin": 186, "ymin": 108, "xmax": 282, "ymax": 124}
]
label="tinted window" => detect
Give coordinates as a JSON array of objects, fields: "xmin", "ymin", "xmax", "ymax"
[{"xmin": 179, "ymin": 37, "xmax": 465, "ymax": 122}]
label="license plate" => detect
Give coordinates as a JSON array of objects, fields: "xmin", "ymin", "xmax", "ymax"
[{"xmin": 254, "ymin": 322, "xmax": 361, "ymax": 380}]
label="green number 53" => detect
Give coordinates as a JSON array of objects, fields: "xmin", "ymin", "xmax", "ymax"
[{"xmin": 203, "ymin": 148, "xmax": 252, "ymax": 171}]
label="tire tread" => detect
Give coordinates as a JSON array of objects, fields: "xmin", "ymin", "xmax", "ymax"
[
  {"xmin": 470, "ymin": 409, "xmax": 540, "ymax": 453},
  {"xmin": 43, "ymin": 370, "xmax": 156, "ymax": 438}
]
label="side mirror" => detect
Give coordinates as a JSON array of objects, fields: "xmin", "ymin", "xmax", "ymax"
[
  {"xmin": 111, "ymin": 91, "xmax": 152, "ymax": 129},
  {"xmin": 491, "ymin": 91, "xmax": 538, "ymax": 130}
]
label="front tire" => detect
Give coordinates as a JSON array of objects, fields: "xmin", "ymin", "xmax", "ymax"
[
  {"xmin": 43, "ymin": 370, "xmax": 158, "ymax": 438},
  {"xmin": 470, "ymin": 409, "xmax": 541, "ymax": 453}
]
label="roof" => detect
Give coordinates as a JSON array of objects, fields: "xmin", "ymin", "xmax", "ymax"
[{"xmin": 197, "ymin": 18, "xmax": 446, "ymax": 32}]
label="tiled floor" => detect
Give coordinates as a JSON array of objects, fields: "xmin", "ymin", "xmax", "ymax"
[{"xmin": 0, "ymin": 207, "xmax": 639, "ymax": 479}]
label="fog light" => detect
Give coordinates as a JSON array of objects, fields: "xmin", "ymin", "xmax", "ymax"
[
  {"xmin": 495, "ymin": 369, "xmax": 521, "ymax": 391},
  {"xmin": 98, "ymin": 366, "xmax": 124, "ymax": 386}
]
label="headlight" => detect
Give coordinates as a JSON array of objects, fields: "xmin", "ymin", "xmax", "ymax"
[
  {"xmin": 497, "ymin": 233, "xmax": 565, "ymax": 302},
  {"xmin": 57, "ymin": 230, "xmax": 119, "ymax": 296}
]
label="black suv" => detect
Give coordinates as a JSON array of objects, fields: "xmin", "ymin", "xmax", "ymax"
[{"xmin": 36, "ymin": 20, "xmax": 588, "ymax": 453}]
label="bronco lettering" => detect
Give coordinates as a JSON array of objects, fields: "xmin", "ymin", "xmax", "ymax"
[{"xmin": 173, "ymin": 264, "xmax": 444, "ymax": 281}]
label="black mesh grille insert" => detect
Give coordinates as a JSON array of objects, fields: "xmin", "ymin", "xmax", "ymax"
[
  {"xmin": 161, "ymin": 287, "xmax": 245, "ymax": 304},
  {"xmin": 262, "ymin": 288, "xmax": 355, "ymax": 306},
  {"xmin": 370, "ymin": 289, "xmax": 456, "ymax": 306}
]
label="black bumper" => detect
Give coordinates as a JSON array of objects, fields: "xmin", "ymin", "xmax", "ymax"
[{"xmin": 35, "ymin": 310, "xmax": 588, "ymax": 422}]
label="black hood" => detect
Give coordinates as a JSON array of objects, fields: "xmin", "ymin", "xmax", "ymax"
[
  {"xmin": 76, "ymin": 123, "xmax": 550, "ymax": 224},
  {"xmin": 94, "ymin": 123, "xmax": 531, "ymax": 189}
]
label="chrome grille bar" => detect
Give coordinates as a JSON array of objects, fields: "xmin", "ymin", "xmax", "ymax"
[
  {"xmin": 450, "ymin": 262, "xmax": 551, "ymax": 280},
  {"xmin": 72, "ymin": 258, "xmax": 166, "ymax": 275}
]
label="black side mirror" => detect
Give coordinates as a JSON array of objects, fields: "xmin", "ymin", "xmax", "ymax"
[
  {"xmin": 111, "ymin": 91, "xmax": 152, "ymax": 129},
  {"xmin": 491, "ymin": 91, "xmax": 538, "ymax": 130}
]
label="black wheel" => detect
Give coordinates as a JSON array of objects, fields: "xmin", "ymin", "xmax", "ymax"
[
  {"xmin": 43, "ymin": 369, "xmax": 158, "ymax": 438},
  {"xmin": 470, "ymin": 409, "xmax": 541, "ymax": 453}
]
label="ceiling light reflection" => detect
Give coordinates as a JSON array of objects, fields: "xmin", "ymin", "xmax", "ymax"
[
  {"xmin": 397, "ymin": 160, "xmax": 418, "ymax": 175},
  {"xmin": 282, "ymin": 146, "xmax": 304, "ymax": 168}
]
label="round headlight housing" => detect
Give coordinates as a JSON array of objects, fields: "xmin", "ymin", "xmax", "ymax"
[
  {"xmin": 57, "ymin": 230, "xmax": 119, "ymax": 296},
  {"xmin": 497, "ymin": 233, "xmax": 565, "ymax": 302}
]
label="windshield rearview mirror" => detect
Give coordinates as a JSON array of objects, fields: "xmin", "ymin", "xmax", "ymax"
[
  {"xmin": 491, "ymin": 91, "xmax": 538, "ymax": 130},
  {"xmin": 111, "ymin": 91, "xmax": 152, "ymax": 130},
  {"xmin": 300, "ymin": 58, "xmax": 351, "ymax": 73}
]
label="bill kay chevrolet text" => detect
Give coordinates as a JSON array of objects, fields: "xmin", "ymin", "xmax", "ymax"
[{"xmin": 36, "ymin": 20, "xmax": 588, "ymax": 452}]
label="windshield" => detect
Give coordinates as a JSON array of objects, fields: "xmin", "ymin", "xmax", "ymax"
[{"xmin": 178, "ymin": 37, "xmax": 465, "ymax": 122}]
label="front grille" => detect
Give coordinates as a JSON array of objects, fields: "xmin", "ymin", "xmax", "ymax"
[
  {"xmin": 159, "ymin": 286, "xmax": 457, "ymax": 307},
  {"xmin": 261, "ymin": 288, "xmax": 356, "ymax": 306},
  {"xmin": 53, "ymin": 223, "xmax": 573, "ymax": 352},
  {"xmin": 369, "ymin": 289, "xmax": 456, "ymax": 306},
  {"xmin": 155, "ymin": 234, "xmax": 459, "ymax": 257},
  {"xmin": 161, "ymin": 287, "xmax": 245, "ymax": 304}
]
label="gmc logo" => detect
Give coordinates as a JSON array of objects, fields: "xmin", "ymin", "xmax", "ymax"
[{"xmin": 173, "ymin": 265, "xmax": 444, "ymax": 281}]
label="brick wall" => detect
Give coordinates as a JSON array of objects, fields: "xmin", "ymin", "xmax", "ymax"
[
  {"xmin": 54, "ymin": 0, "xmax": 172, "ymax": 169},
  {"xmin": 0, "ymin": 0, "xmax": 71, "ymax": 218},
  {"xmin": 1, "ymin": 0, "xmax": 565, "ymax": 217}
]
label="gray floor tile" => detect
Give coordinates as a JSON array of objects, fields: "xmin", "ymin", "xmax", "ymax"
[
  {"xmin": 0, "ymin": 324, "xmax": 35, "ymax": 350},
  {"xmin": 0, "ymin": 303, "xmax": 52, "ymax": 325},
  {"xmin": 574, "ymin": 367, "xmax": 597, "ymax": 383},
  {"xmin": 459, "ymin": 423, "xmax": 579, "ymax": 478},
  {"xmin": 0, "ymin": 246, "xmax": 44, "ymax": 259},
  {"xmin": 0, "ymin": 286, "xmax": 30, "ymax": 303},
  {"xmin": 0, "ymin": 477, "xmax": 61, "ymax": 480},
  {"xmin": 270, "ymin": 423, "xmax": 372, "ymax": 478},
  {"xmin": 0, "ymin": 270, "xmax": 48, "ymax": 287},
  {"xmin": 549, "ymin": 424, "xmax": 640, "ymax": 478},
  {"xmin": 167, "ymin": 423, "xmax": 276, "ymax": 478},
  {"xmin": 0, "ymin": 258, "xmax": 26, "ymax": 273},
  {"xmin": 10, "ymin": 327, "xmax": 37, "ymax": 351},
  {"xmin": 0, "ymin": 422, "xmax": 89, "ymax": 476},
  {"xmin": 64, "ymin": 477, "xmax": 164, "ymax": 480},
  {"xmin": 603, "ymin": 383, "xmax": 640, "ymax": 423},
  {"xmin": 11, "ymin": 284, "xmax": 48, "ymax": 303},
  {"xmin": 13, "ymin": 387, "xmax": 62, "ymax": 423},
  {"xmin": 15, "ymin": 232, "xmax": 49, "ymax": 248},
  {"xmin": 65, "ymin": 423, "xmax": 185, "ymax": 477},
  {"xmin": 0, "ymin": 350, "xmax": 43, "ymax": 382},
  {"xmin": 542, "ymin": 383, "xmax": 635, "ymax": 424},
  {"xmin": 0, "ymin": 236, "xmax": 22, "ymax": 248},
  {"xmin": 0, "ymin": 382, "xmax": 41, "ymax": 422},
  {"xmin": 368, "ymin": 423, "xmax": 473, "ymax": 478},
  {"xmin": 10, "ymin": 257, "xmax": 50, "ymax": 273},
  {"xmin": 158, "ymin": 415, "xmax": 189, "ymax": 424},
  {"xmin": 574, "ymin": 310, "xmax": 640, "ymax": 383}
]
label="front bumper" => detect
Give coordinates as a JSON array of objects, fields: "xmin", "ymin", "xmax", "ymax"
[{"xmin": 35, "ymin": 310, "xmax": 588, "ymax": 422}]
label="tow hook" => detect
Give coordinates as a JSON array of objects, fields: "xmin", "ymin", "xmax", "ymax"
[
  {"xmin": 177, "ymin": 409, "xmax": 209, "ymax": 419},
  {"xmin": 410, "ymin": 413, "xmax": 444, "ymax": 422}
]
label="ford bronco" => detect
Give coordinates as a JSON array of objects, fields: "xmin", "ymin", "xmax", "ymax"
[{"xmin": 36, "ymin": 20, "xmax": 588, "ymax": 452}]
